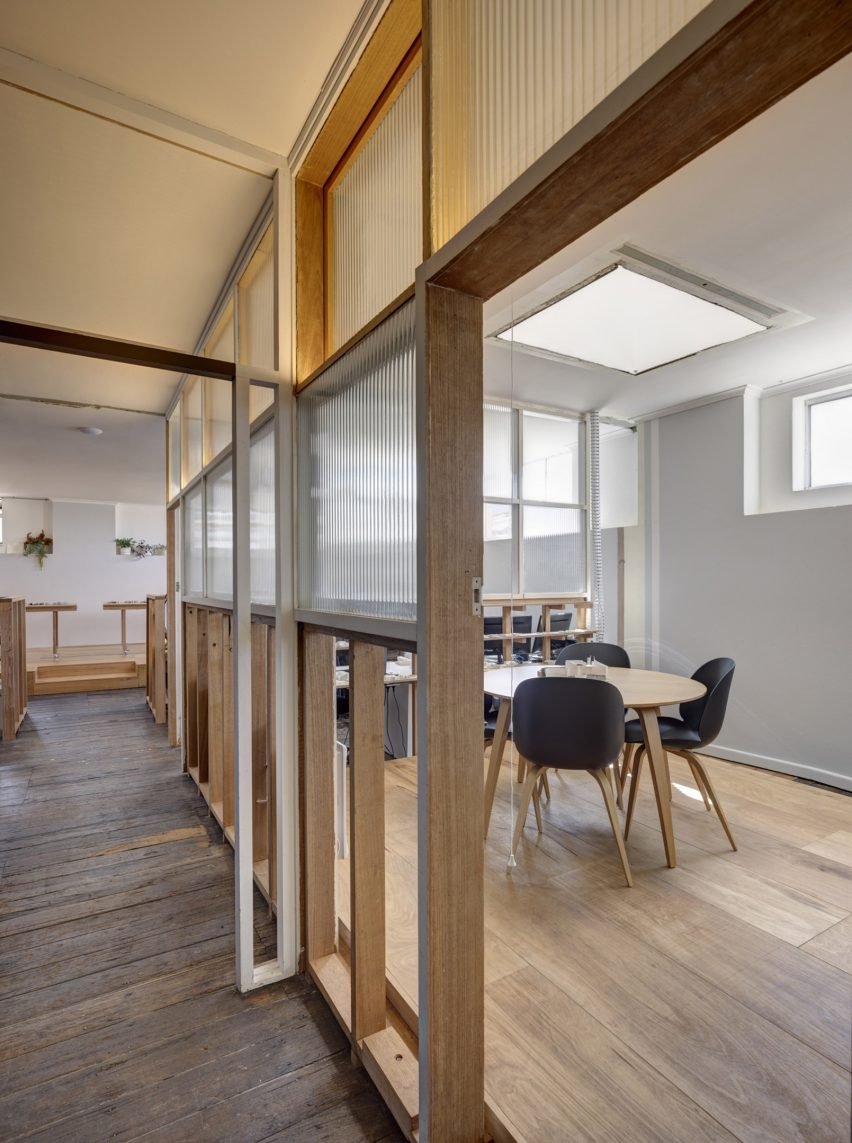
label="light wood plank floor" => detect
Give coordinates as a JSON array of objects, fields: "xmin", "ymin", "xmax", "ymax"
[
  {"xmin": 339, "ymin": 747, "xmax": 852, "ymax": 1143},
  {"xmin": 0, "ymin": 690, "xmax": 402, "ymax": 1143}
]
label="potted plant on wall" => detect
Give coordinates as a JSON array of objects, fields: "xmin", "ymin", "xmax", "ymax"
[
  {"xmin": 23, "ymin": 530, "xmax": 53, "ymax": 568},
  {"xmin": 116, "ymin": 537, "xmax": 135, "ymax": 556}
]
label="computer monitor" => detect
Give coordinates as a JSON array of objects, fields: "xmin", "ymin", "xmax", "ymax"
[{"xmin": 531, "ymin": 610, "xmax": 574, "ymax": 658}]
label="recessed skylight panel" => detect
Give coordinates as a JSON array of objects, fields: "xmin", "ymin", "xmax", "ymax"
[{"xmin": 498, "ymin": 265, "xmax": 766, "ymax": 374}]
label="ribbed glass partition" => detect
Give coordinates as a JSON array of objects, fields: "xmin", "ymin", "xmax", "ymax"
[
  {"xmin": 205, "ymin": 378, "xmax": 231, "ymax": 464},
  {"xmin": 182, "ymin": 377, "xmax": 203, "ymax": 486},
  {"xmin": 431, "ymin": 0, "xmax": 712, "ymax": 247},
  {"xmin": 238, "ymin": 227, "xmax": 275, "ymax": 371},
  {"xmin": 250, "ymin": 424, "xmax": 276, "ymax": 605},
  {"xmin": 206, "ymin": 457, "xmax": 233, "ymax": 600},
  {"xmin": 168, "ymin": 406, "xmax": 181, "ymax": 502},
  {"xmin": 331, "ymin": 67, "xmax": 422, "ymax": 349},
  {"xmin": 298, "ymin": 300, "xmax": 416, "ymax": 619},
  {"xmin": 205, "ymin": 303, "xmax": 234, "ymax": 362},
  {"xmin": 183, "ymin": 483, "xmax": 203, "ymax": 596}
]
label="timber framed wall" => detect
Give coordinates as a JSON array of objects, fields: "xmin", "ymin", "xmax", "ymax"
[{"xmin": 290, "ymin": 0, "xmax": 852, "ymax": 1139}]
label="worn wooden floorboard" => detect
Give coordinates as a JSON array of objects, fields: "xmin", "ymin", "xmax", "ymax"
[{"xmin": 0, "ymin": 691, "xmax": 401, "ymax": 1143}]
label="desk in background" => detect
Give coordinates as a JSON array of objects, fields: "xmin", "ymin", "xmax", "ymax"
[
  {"xmin": 25, "ymin": 602, "xmax": 77, "ymax": 659},
  {"xmin": 483, "ymin": 595, "xmax": 595, "ymax": 661}
]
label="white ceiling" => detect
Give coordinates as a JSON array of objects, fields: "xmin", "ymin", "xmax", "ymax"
[
  {"xmin": 0, "ymin": 397, "xmax": 165, "ymax": 502},
  {"xmin": 0, "ymin": 81, "xmax": 269, "ymax": 343},
  {"xmin": 0, "ymin": 0, "xmax": 363, "ymax": 429},
  {"xmin": 0, "ymin": 0, "xmax": 365, "ymax": 156},
  {"xmin": 484, "ymin": 53, "xmax": 852, "ymax": 420}
]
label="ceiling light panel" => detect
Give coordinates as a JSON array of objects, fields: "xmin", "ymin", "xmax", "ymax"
[{"xmin": 498, "ymin": 265, "xmax": 767, "ymax": 374}]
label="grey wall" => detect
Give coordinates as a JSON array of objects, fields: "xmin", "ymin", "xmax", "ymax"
[{"xmin": 652, "ymin": 396, "xmax": 851, "ymax": 790}]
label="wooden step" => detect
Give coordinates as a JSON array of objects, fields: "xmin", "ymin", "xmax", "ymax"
[{"xmin": 36, "ymin": 659, "xmax": 137, "ymax": 681}]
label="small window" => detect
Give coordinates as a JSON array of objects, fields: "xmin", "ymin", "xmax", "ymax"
[{"xmin": 806, "ymin": 389, "xmax": 852, "ymax": 489}]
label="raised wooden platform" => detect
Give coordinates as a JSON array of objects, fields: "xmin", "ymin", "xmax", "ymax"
[
  {"xmin": 337, "ymin": 751, "xmax": 852, "ymax": 1142},
  {"xmin": 0, "ymin": 690, "xmax": 402, "ymax": 1142},
  {"xmin": 26, "ymin": 644, "xmax": 146, "ymax": 696}
]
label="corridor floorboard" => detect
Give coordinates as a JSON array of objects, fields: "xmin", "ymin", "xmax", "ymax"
[{"xmin": 0, "ymin": 690, "xmax": 401, "ymax": 1143}]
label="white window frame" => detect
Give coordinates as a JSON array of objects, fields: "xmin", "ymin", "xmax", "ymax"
[
  {"xmin": 803, "ymin": 386, "xmax": 852, "ymax": 491},
  {"xmin": 483, "ymin": 400, "xmax": 588, "ymax": 596}
]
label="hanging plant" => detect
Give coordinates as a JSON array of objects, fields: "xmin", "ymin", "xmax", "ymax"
[{"xmin": 23, "ymin": 530, "xmax": 53, "ymax": 568}]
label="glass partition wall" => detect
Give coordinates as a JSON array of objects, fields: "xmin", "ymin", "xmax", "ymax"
[{"xmin": 165, "ymin": 205, "xmax": 297, "ymax": 997}]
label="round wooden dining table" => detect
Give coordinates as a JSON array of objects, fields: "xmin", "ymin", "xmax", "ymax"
[{"xmin": 483, "ymin": 664, "xmax": 706, "ymax": 867}]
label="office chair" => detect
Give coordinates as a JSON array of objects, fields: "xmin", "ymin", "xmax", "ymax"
[
  {"xmin": 512, "ymin": 614, "xmax": 533, "ymax": 659},
  {"xmin": 622, "ymin": 657, "xmax": 737, "ymax": 851},
  {"xmin": 556, "ymin": 641, "xmax": 631, "ymax": 669},
  {"xmin": 531, "ymin": 611, "xmax": 574, "ymax": 659},
  {"xmin": 511, "ymin": 677, "xmax": 632, "ymax": 886}
]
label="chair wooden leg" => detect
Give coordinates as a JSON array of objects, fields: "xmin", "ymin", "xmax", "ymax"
[
  {"xmin": 589, "ymin": 768, "xmax": 633, "ymax": 887},
  {"xmin": 609, "ymin": 762, "xmax": 622, "ymax": 809},
  {"xmin": 619, "ymin": 743, "xmax": 636, "ymax": 794},
  {"xmin": 623, "ymin": 746, "xmax": 645, "ymax": 840},
  {"xmin": 685, "ymin": 752, "xmax": 737, "ymax": 851},
  {"xmin": 512, "ymin": 764, "xmax": 542, "ymax": 853},
  {"xmin": 532, "ymin": 779, "xmax": 544, "ymax": 833},
  {"xmin": 681, "ymin": 752, "xmax": 712, "ymax": 811},
  {"xmin": 517, "ymin": 754, "xmax": 526, "ymax": 785},
  {"xmin": 539, "ymin": 770, "xmax": 551, "ymax": 802}
]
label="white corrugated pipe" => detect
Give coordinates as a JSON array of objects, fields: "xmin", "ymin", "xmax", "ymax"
[{"xmin": 588, "ymin": 411, "xmax": 604, "ymax": 643}]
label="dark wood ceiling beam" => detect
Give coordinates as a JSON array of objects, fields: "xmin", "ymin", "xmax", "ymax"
[
  {"xmin": 430, "ymin": 0, "xmax": 852, "ymax": 301},
  {"xmin": 0, "ymin": 317, "xmax": 233, "ymax": 380}
]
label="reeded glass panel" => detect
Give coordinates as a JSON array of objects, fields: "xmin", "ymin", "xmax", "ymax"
[
  {"xmin": 250, "ymin": 383, "xmax": 274, "ymax": 424},
  {"xmin": 205, "ymin": 303, "xmax": 235, "ymax": 362},
  {"xmin": 238, "ymin": 226, "xmax": 275, "ymax": 372},
  {"xmin": 182, "ymin": 377, "xmax": 202, "ymax": 486},
  {"xmin": 205, "ymin": 378, "xmax": 231, "ymax": 463},
  {"xmin": 183, "ymin": 483, "xmax": 203, "ymax": 596},
  {"xmin": 206, "ymin": 459, "xmax": 233, "ymax": 600},
  {"xmin": 484, "ymin": 403, "xmax": 515, "ymax": 499},
  {"xmin": 250, "ymin": 424, "xmax": 276, "ymax": 605},
  {"xmin": 522, "ymin": 505, "xmax": 586, "ymax": 594},
  {"xmin": 431, "ymin": 0, "xmax": 712, "ymax": 248},
  {"xmin": 484, "ymin": 502, "xmax": 515, "ymax": 594},
  {"xmin": 168, "ymin": 406, "xmax": 181, "ymax": 502},
  {"xmin": 331, "ymin": 67, "xmax": 422, "ymax": 349},
  {"xmin": 522, "ymin": 411, "xmax": 582, "ymax": 503},
  {"xmin": 298, "ymin": 300, "xmax": 416, "ymax": 619}
]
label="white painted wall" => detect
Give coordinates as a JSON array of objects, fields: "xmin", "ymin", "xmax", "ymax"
[
  {"xmin": 648, "ymin": 395, "xmax": 851, "ymax": 790},
  {"xmin": 0, "ymin": 498, "xmax": 166, "ymax": 648}
]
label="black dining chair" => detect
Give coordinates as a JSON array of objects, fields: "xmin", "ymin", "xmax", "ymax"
[
  {"xmin": 556, "ymin": 642, "xmax": 631, "ymax": 668},
  {"xmin": 622, "ymin": 657, "xmax": 737, "ymax": 851},
  {"xmin": 555, "ymin": 641, "xmax": 631, "ymax": 806},
  {"xmin": 511, "ymin": 677, "xmax": 633, "ymax": 886}
]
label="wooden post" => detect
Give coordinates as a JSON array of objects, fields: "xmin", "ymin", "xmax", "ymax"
[
  {"xmin": 417, "ymin": 282, "xmax": 485, "ymax": 1141},
  {"xmin": 223, "ymin": 615, "xmax": 235, "ymax": 832},
  {"xmin": 302, "ymin": 628, "xmax": 337, "ymax": 964},
  {"xmin": 196, "ymin": 608, "xmax": 209, "ymax": 784},
  {"xmin": 0, "ymin": 599, "xmax": 27, "ymax": 741},
  {"xmin": 251, "ymin": 621, "xmax": 270, "ymax": 870},
  {"xmin": 184, "ymin": 604, "xmax": 198, "ymax": 775},
  {"xmin": 349, "ymin": 641, "xmax": 387, "ymax": 1045},
  {"xmin": 208, "ymin": 611, "xmax": 225, "ymax": 816},
  {"xmin": 166, "ymin": 507, "xmax": 178, "ymax": 745}
]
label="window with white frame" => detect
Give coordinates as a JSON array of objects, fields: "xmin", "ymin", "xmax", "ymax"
[
  {"xmin": 804, "ymin": 388, "xmax": 852, "ymax": 489},
  {"xmin": 483, "ymin": 402, "xmax": 587, "ymax": 595}
]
